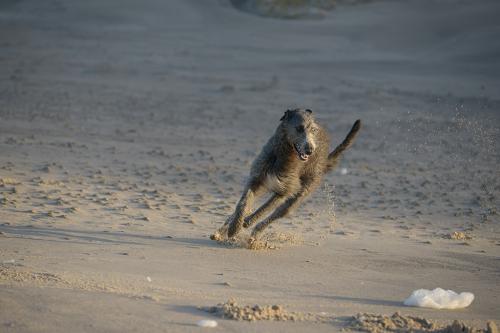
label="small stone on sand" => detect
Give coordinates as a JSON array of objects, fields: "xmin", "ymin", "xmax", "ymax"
[{"xmin": 196, "ymin": 319, "xmax": 218, "ymax": 328}]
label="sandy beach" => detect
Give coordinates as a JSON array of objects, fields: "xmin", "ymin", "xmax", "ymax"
[{"xmin": 1, "ymin": 0, "xmax": 499, "ymax": 331}]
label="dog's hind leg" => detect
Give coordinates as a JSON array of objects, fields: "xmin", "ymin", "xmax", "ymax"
[
  {"xmin": 243, "ymin": 194, "xmax": 285, "ymax": 229},
  {"xmin": 249, "ymin": 191, "xmax": 307, "ymax": 242}
]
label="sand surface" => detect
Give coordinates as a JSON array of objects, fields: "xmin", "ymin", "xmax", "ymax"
[{"xmin": 0, "ymin": 0, "xmax": 499, "ymax": 332}]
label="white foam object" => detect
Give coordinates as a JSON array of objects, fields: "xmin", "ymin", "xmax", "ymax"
[
  {"xmin": 197, "ymin": 319, "xmax": 218, "ymax": 328},
  {"xmin": 404, "ymin": 288, "xmax": 474, "ymax": 309}
]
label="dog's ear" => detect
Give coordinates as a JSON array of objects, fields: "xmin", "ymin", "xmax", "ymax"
[
  {"xmin": 280, "ymin": 109, "xmax": 292, "ymax": 121},
  {"xmin": 305, "ymin": 109, "xmax": 312, "ymax": 114}
]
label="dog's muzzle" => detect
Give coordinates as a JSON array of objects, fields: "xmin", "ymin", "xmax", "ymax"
[{"xmin": 294, "ymin": 143, "xmax": 311, "ymax": 161}]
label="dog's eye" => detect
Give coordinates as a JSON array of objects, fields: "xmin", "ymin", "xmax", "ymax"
[{"xmin": 296, "ymin": 126, "xmax": 304, "ymax": 133}]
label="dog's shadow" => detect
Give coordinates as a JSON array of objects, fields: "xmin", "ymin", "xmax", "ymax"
[{"xmin": 0, "ymin": 224, "xmax": 225, "ymax": 249}]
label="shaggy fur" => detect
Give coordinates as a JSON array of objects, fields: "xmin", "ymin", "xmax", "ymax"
[{"xmin": 211, "ymin": 108, "xmax": 361, "ymax": 245}]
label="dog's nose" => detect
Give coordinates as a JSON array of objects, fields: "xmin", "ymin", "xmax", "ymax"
[{"xmin": 304, "ymin": 144, "xmax": 313, "ymax": 155}]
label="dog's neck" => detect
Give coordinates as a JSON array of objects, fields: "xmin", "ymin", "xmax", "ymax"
[{"xmin": 272, "ymin": 125, "xmax": 303, "ymax": 167}]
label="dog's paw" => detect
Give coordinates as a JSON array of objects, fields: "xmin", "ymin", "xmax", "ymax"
[
  {"xmin": 210, "ymin": 226, "xmax": 228, "ymax": 242},
  {"xmin": 210, "ymin": 232, "xmax": 223, "ymax": 241}
]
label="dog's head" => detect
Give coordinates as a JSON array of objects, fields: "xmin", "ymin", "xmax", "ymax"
[{"xmin": 280, "ymin": 108, "xmax": 318, "ymax": 162}]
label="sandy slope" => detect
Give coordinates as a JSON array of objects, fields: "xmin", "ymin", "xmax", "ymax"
[{"xmin": 0, "ymin": 0, "xmax": 499, "ymax": 331}]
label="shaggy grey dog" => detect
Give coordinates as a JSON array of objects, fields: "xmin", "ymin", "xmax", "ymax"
[{"xmin": 211, "ymin": 108, "xmax": 360, "ymax": 246}]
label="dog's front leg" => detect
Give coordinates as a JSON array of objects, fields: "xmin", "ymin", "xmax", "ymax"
[
  {"xmin": 210, "ymin": 213, "xmax": 234, "ymax": 241},
  {"xmin": 227, "ymin": 183, "xmax": 259, "ymax": 238}
]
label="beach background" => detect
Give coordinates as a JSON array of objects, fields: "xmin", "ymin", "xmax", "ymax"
[{"xmin": 0, "ymin": 0, "xmax": 499, "ymax": 331}]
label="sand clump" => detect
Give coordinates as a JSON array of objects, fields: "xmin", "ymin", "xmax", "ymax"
[
  {"xmin": 444, "ymin": 231, "xmax": 473, "ymax": 241},
  {"xmin": 349, "ymin": 312, "xmax": 498, "ymax": 333},
  {"xmin": 246, "ymin": 232, "xmax": 303, "ymax": 250},
  {"xmin": 202, "ymin": 302, "xmax": 498, "ymax": 332},
  {"xmin": 0, "ymin": 178, "xmax": 21, "ymax": 186},
  {"xmin": 202, "ymin": 299, "xmax": 322, "ymax": 322},
  {"xmin": 211, "ymin": 231, "xmax": 303, "ymax": 250}
]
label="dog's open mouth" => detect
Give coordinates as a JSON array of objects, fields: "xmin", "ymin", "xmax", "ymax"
[{"xmin": 294, "ymin": 144, "xmax": 309, "ymax": 161}]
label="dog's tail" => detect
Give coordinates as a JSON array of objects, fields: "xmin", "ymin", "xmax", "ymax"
[{"xmin": 325, "ymin": 119, "xmax": 361, "ymax": 172}]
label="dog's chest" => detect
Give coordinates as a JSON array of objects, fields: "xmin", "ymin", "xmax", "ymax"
[
  {"xmin": 257, "ymin": 146, "xmax": 303, "ymax": 194},
  {"xmin": 263, "ymin": 172, "xmax": 301, "ymax": 195},
  {"xmin": 263, "ymin": 174, "xmax": 285, "ymax": 193}
]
